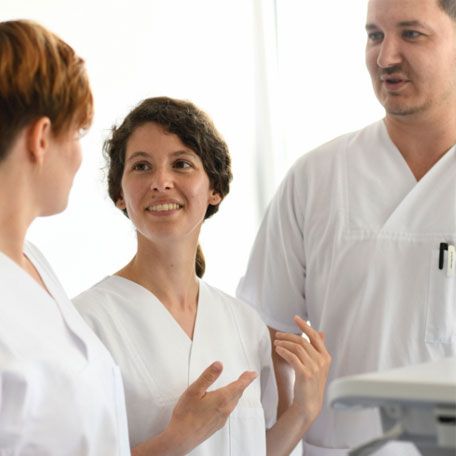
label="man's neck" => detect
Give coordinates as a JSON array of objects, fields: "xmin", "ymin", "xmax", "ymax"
[{"xmin": 385, "ymin": 113, "xmax": 456, "ymax": 181}]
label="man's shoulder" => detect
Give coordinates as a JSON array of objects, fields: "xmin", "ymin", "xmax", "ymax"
[{"xmin": 293, "ymin": 120, "xmax": 382, "ymax": 171}]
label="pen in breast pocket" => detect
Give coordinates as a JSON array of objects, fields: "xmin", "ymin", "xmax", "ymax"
[
  {"xmin": 439, "ymin": 242, "xmax": 456, "ymax": 277},
  {"xmin": 439, "ymin": 243, "xmax": 448, "ymax": 270}
]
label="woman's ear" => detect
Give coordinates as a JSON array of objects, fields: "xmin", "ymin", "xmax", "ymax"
[
  {"xmin": 116, "ymin": 195, "xmax": 126, "ymax": 210},
  {"xmin": 26, "ymin": 117, "xmax": 52, "ymax": 165},
  {"xmin": 209, "ymin": 190, "xmax": 222, "ymax": 206}
]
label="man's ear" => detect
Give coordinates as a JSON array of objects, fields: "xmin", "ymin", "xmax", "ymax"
[{"xmin": 26, "ymin": 117, "xmax": 52, "ymax": 165}]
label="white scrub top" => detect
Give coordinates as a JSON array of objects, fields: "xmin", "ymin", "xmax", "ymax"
[
  {"xmin": 0, "ymin": 242, "xmax": 130, "ymax": 455},
  {"xmin": 237, "ymin": 120, "xmax": 456, "ymax": 456},
  {"xmin": 74, "ymin": 276, "xmax": 277, "ymax": 455}
]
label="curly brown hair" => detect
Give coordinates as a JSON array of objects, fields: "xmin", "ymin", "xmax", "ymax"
[{"xmin": 104, "ymin": 96, "xmax": 233, "ymax": 277}]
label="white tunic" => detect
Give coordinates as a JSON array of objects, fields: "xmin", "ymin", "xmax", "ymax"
[
  {"xmin": 73, "ymin": 276, "xmax": 277, "ymax": 455},
  {"xmin": 237, "ymin": 120, "xmax": 456, "ymax": 456},
  {"xmin": 0, "ymin": 242, "xmax": 130, "ymax": 455}
]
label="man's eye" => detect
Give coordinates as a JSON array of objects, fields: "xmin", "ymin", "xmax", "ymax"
[
  {"xmin": 368, "ymin": 31, "xmax": 383, "ymax": 42},
  {"xmin": 402, "ymin": 30, "xmax": 422, "ymax": 40}
]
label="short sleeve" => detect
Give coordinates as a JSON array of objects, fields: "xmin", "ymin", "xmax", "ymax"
[
  {"xmin": 0, "ymin": 359, "xmax": 34, "ymax": 450},
  {"xmin": 237, "ymin": 158, "xmax": 308, "ymax": 333},
  {"xmin": 258, "ymin": 326, "xmax": 277, "ymax": 429}
]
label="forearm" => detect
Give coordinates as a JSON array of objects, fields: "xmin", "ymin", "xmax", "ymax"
[
  {"xmin": 131, "ymin": 426, "xmax": 190, "ymax": 456},
  {"xmin": 266, "ymin": 404, "xmax": 312, "ymax": 456},
  {"xmin": 266, "ymin": 320, "xmax": 331, "ymax": 456},
  {"xmin": 269, "ymin": 327, "xmax": 294, "ymax": 418}
]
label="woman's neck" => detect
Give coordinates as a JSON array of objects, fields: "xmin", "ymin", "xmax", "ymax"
[
  {"xmin": 116, "ymin": 235, "xmax": 200, "ymax": 338},
  {"xmin": 0, "ymin": 162, "xmax": 49, "ymax": 292},
  {"xmin": 0, "ymin": 160, "xmax": 34, "ymax": 265}
]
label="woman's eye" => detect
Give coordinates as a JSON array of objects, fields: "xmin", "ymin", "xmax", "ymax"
[
  {"xmin": 132, "ymin": 162, "xmax": 151, "ymax": 171},
  {"xmin": 174, "ymin": 160, "xmax": 192, "ymax": 169}
]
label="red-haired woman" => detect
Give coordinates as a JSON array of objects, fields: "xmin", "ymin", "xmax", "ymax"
[{"xmin": 0, "ymin": 20, "xmax": 256, "ymax": 455}]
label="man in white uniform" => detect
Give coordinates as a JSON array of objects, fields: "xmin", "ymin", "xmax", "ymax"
[{"xmin": 237, "ymin": 0, "xmax": 456, "ymax": 455}]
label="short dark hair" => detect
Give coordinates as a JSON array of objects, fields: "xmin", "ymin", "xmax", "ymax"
[
  {"xmin": 103, "ymin": 96, "xmax": 232, "ymax": 277},
  {"xmin": 439, "ymin": 0, "xmax": 456, "ymax": 19},
  {"xmin": 0, "ymin": 20, "xmax": 93, "ymax": 162}
]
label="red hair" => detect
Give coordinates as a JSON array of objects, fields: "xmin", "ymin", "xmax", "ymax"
[{"xmin": 0, "ymin": 20, "xmax": 93, "ymax": 160}]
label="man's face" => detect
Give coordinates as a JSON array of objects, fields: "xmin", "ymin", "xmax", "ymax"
[{"xmin": 365, "ymin": 0, "xmax": 456, "ymax": 118}]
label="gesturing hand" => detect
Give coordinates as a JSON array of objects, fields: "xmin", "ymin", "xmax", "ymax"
[
  {"xmin": 274, "ymin": 316, "xmax": 331, "ymax": 425},
  {"xmin": 167, "ymin": 361, "xmax": 257, "ymax": 454}
]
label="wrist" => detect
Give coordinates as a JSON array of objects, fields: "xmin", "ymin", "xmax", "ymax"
[
  {"xmin": 286, "ymin": 402, "xmax": 315, "ymax": 434},
  {"xmin": 132, "ymin": 426, "xmax": 188, "ymax": 456}
]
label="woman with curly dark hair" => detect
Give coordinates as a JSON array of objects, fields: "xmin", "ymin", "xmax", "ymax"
[
  {"xmin": 0, "ymin": 21, "xmax": 261, "ymax": 455},
  {"xmin": 74, "ymin": 96, "xmax": 331, "ymax": 455}
]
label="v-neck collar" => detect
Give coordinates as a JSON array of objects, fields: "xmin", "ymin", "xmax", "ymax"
[
  {"xmin": 344, "ymin": 120, "xmax": 456, "ymax": 237},
  {"xmin": 378, "ymin": 119, "xmax": 418, "ymax": 186},
  {"xmin": 108, "ymin": 274, "xmax": 202, "ymax": 344},
  {"xmin": 0, "ymin": 246, "xmax": 56, "ymax": 304},
  {"xmin": 379, "ymin": 119, "xmax": 456, "ymax": 185},
  {"xmin": 0, "ymin": 242, "xmax": 89, "ymax": 359}
]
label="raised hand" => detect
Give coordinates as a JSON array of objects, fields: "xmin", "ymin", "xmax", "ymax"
[
  {"xmin": 274, "ymin": 315, "xmax": 331, "ymax": 425},
  {"xmin": 169, "ymin": 361, "xmax": 257, "ymax": 450},
  {"xmin": 133, "ymin": 361, "xmax": 257, "ymax": 456}
]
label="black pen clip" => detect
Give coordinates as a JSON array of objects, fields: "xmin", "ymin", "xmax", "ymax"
[{"xmin": 439, "ymin": 243, "xmax": 449, "ymax": 270}]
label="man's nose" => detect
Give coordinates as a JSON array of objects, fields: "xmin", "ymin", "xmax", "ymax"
[{"xmin": 377, "ymin": 36, "xmax": 402, "ymax": 69}]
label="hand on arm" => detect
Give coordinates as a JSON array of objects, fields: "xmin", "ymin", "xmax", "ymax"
[
  {"xmin": 266, "ymin": 316, "xmax": 331, "ymax": 456},
  {"xmin": 132, "ymin": 361, "xmax": 257, "ymax": 456}
]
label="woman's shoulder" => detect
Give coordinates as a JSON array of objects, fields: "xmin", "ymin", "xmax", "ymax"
[
  {"xmin": 72, "ymin": 276, "xmax": 121, "ymax": 311},
  {"xmin": 200, "ymin": 280, "xmax": 268, "ymax": 334}
]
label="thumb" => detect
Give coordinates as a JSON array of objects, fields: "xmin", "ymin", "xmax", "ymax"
[{"xmin": 187, "ymin": 361, "xmax": 223, "ymax": 397}]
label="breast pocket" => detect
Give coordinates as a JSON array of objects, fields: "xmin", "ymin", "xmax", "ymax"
[
  {"xmin": 425, "ymin": 248, "xmax": 456, "ymax": 344},
  {"xmin": 228, "ymin": 380, "xmax": 266, "ymax": 456},
  {"xmin": 229, "ymin": 404, "xmax": 266, "ymax": 456}
]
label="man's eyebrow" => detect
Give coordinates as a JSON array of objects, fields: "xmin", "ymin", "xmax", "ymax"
[
  {"xmin": 397, "ymin": 20, "xmax": 426, "ymax": 28},
  {"xmin": 365, "ymin": 23, "xmax": 378, "ymax": 32},
  {"xmin": 365, "ymin": 20, "xmax": 428, "ymax": 31}
]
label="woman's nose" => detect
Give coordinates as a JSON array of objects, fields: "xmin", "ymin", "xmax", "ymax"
[{"xmin": 150, "ymin": 168, "xmax": 173, "ymax": 191}]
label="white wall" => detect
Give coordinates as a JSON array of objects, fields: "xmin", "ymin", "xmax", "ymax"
[{"xmin": 3, "ymin": 0, "xmax": 384, "ymax": 297}]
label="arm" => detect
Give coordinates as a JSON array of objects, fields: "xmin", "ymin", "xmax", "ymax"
[
  {"xmin": 268, "ymin": 326, "xmax": 294, "ymax": 418},
  {"xmin": 132, "ymin": 361, "xmax": 257, "ymax": 456},
  {"xmin": 266, "ymin": 316, "xmax": 331, "ymax": 456}
]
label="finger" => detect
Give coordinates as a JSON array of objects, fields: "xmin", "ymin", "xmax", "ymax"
[
  {"xmin": 293, "ymin": 316, "xmax": 328, "ymax": 354},
  {"xmin": 187, "ymin": 361, "xmax": 224, "ymax": 397},
  {"xmin": 275, "ymin": 345, "xmax": 313, "ymax": 376},
  {"xmin": 274, "ymin": 339, "xmax": 315, "ymax": 367},
  {"xmin": 275, "ymin": 332, "xmax": 320, "ymax": 358},
  {"xmin": 221, "ymin": 370, "xmax": 257, "ymax": 399}
]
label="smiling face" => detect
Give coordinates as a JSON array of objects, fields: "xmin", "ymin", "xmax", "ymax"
[
  {"xmin": 117, "ymin": 122, "xmax": 221, "ymax": 245},
  {"xmin": 365, "ymin": 0, "xmax": 456, "ymax": 119}
]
